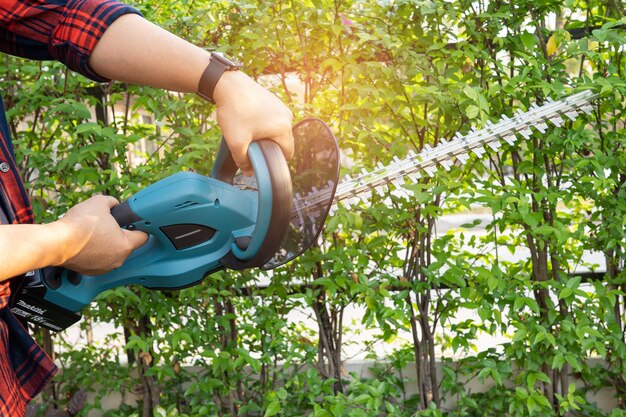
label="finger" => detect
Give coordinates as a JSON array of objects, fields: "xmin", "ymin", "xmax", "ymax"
[
  {"xmin": 96, "ymin": 195, "xmax": 121, "ymax": 209},
  {"xmin": 274, "ymin": 131, "xmax": 295, "ymax": 160},
  {"xmin": 123, "ymin": 229, "xmax": 149, "ymax": 250},
  {"xmin": 223, "ymin": 133, "xmax": 253, "ymax": 174},
  {"xmin": 237, "ymin": 158, "xmax": 253, "ymax": 175}
]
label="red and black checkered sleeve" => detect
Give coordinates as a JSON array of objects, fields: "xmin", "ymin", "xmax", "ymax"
[{"xmin": 0, "ymin": 0, "xmax": 142, "ymax": 81}]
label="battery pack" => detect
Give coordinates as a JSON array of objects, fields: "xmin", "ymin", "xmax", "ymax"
[{"xmin": 11, "ymin": 268, "xmax": 81, "ymax": 332}]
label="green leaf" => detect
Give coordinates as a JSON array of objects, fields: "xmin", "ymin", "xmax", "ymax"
[
  {"xmin": 465, "ymin": 104, "xmax": 480, "ymax": 118},
  {"xmin": 75, "ymin": 122, "xmax": 101, "ymax": 134},
  {"xmin": 264, "ymin": 400, "xmax": 281, "ymax": 417},
  {"xmin": 520, "ymin": 32, "xmax": 536, "ymax": 49},
  {"xmin": 559, "ymin": 287, "xmax": 573, "ymax": 300},
  {"xmin": 464, "ymin": 85, "xmax": 479, "ymax": 101},
  {"xmin": 552, "ymin": 354, "xmax": 565, "ymax": 370},
  {"xmin": 153, "ymin": 406, "xmax": 167, "ymax": 417}
]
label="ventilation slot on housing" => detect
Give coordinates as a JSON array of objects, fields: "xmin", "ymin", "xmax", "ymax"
[{"xmin": 174, "ymin": 201, "xmax": 199, "ymax": 209}]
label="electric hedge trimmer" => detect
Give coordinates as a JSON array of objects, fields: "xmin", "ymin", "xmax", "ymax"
[
  {"xmin": 11, "ymin": 90, "xmax": 597, "ymax": 331},
  {"xmin": 276, "ymin": 89, "xmax": 596, "ymax": 255}
]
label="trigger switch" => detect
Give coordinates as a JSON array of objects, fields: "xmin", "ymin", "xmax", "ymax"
[{"xmin": 235, "ymin": 237, "xmax": 251, "ymax": 250}]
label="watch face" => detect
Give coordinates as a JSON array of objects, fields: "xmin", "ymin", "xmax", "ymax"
[{"xmin": 212, "ymin": 52, "xmax": 242, "ymax": 69}]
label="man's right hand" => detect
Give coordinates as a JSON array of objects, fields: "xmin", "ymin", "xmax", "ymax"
[
  {"xmin": 56, "ymin": 195, "xmax": 148, "ymax": 275},
  {"xmin": 213, "ymin": 71, "xmax": 294, "ymax": 176}
]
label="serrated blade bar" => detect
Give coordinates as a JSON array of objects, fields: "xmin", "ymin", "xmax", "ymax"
[{"xmin": 307, "ymin": 90, "xmax": 597, "ymax": 210}]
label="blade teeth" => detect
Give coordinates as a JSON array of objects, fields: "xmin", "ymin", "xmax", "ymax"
[
  {"xmin": 552, "ymin": 113, "xmax": 564, "ymax": 125},
  {"xmin": 424, "ymin": 165, "xmax": 437, "ymax": 177},
  {"xmin": 359, "ymin": 191, "xmax": 371, "ymax": 202},
  {"xmin": 501, "ymin": 134, "xmax": 516, "ymax": 146},
  {"xmin": 440, "ymin": 160, "xmax": 453, "ymax": 170},
  {"xmin": 343, "ymin": 196, "xmax": 359, "ymax": 209},
  {"xmin": 408, "ymin": 150, "xmax": 417, "ymax": 158},
  {"xmin": 471, "ymin": 146, "xmax": 485, "ymax": 158},
  {"xmin": 328, "ymin": 206, "xmax": 336, "ymax": 216},
  {"xmin": 580, "ymin": 104, "xmax": 593, "ymax": 115},
  {"xmin": 519, "ymin": 127, "xmax": 532, "ymax": 139},
  {"xmin": 407, "ymin": 172, "xmax": 421, "ymax": 181},
  {"xmin": 393, "ymin": 156, "xmax": 401, "ymax": 163},
  {"xmin": 564, "ymin": 110, "xmax": 579, "ymax": 121},
  {"xmin": 535, "ymin": 122, "xmax": 548, "ymax": 133},
  {"xmin": 392, "ymin": 186, "xmax": 407, "ymax": 198},
  {"xmin": 376, "ymin": 162, "xmax": 385, "ymax": 170},
  {"xmin": 392, "ymin": 178, "xmax": 404, "ymax": 187},
  {"xmin": 500, "ymin": 114, "xmax": 511, "ymax": 121},
  {"xmin": 372, "ymin": 185, "xmax": 385, "ymax": 195},
  {"xmin": 343, "ymin": 174, "xmax": 352, "ymax": 183},
  {"xmin": 487, "ymin": 140, "xmax": 501, "ymax": 152},
  {"xmin": 456, "ymin": 153, "xmax": 469, "ymax": 164},
  {"xmin": 308, "ymin": 212, "xmax": 320, "ymax": 222},
  {"xmin": 454, "ymin": 132, "xmax": 465, "ymax": 141}
]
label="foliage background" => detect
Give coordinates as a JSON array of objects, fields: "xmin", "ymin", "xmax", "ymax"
[{"xmin": 1, "ymin": 0, "xmax": 626, "ymax": 416}]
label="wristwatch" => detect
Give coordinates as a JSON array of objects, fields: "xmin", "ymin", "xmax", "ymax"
[{"xmin": 197, "ymin": 52, "xmax": 243, "ymax": 104}]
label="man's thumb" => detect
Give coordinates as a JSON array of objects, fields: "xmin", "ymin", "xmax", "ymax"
[{"xmin": 124, "ymin": 230, "xmax": 149, "ymax": 250}]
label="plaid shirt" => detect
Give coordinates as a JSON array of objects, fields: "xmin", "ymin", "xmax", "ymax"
[{"xmin": 0, "ymin": 1, "xmax": 140, "ymax": 415}]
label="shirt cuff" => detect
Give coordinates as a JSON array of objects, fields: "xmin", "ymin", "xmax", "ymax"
[{"xmin": 50, "ymin": 0, "xmax": 143, "ymax": 82}]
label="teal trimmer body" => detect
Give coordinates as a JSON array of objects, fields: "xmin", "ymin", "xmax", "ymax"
[{"xmin": 12, "ymin": 119, "xmax": 339, "ymax": 331}]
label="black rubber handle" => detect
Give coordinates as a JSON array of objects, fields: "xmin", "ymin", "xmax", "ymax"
[
  {"xmin": 110, "ymin": 200, "xmax": 142, "ymax": 228},
  {"xmin": 210, "ymin": 137, "xmax": 239, "ymax": 183},
  {"xmin": 220, "ymin": 140, "xmax": 293, "ymax": 269},
  {"xmin": 248, "ymin": 140, "xmax": 293, "ymax": 265}
]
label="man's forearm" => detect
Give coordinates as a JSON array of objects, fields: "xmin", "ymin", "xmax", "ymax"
[
  {"xmin": 89, "ymin": 14, "xmax": 210, "ymax": 93},
  {"xmin": 88, "ymin": 11, "xmax": 294, "ymax": 177},
  {"xmin": 0, "ymin": 222, "xmax": 70, "ymax": 281}
]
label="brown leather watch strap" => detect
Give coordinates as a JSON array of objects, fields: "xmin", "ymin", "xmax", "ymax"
[{"xmin": 197, "ymin": 53, "xmax": 241, "ymax": 104}]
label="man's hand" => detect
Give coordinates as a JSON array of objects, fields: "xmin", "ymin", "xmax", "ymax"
[
  {"xmin": 0, "ymin": 196, "xmax": 148, "ymax": 281},
  {"xmin": 57, "ymin": 196, "xmax": 148, "ymax": 275},
  {"xmin": 89, "ymin": 14, "xmax": 295, "ymax": 176},
  {"xmin": 213, "ymin": 71, "xmax": 294, "ymax": 176}
]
